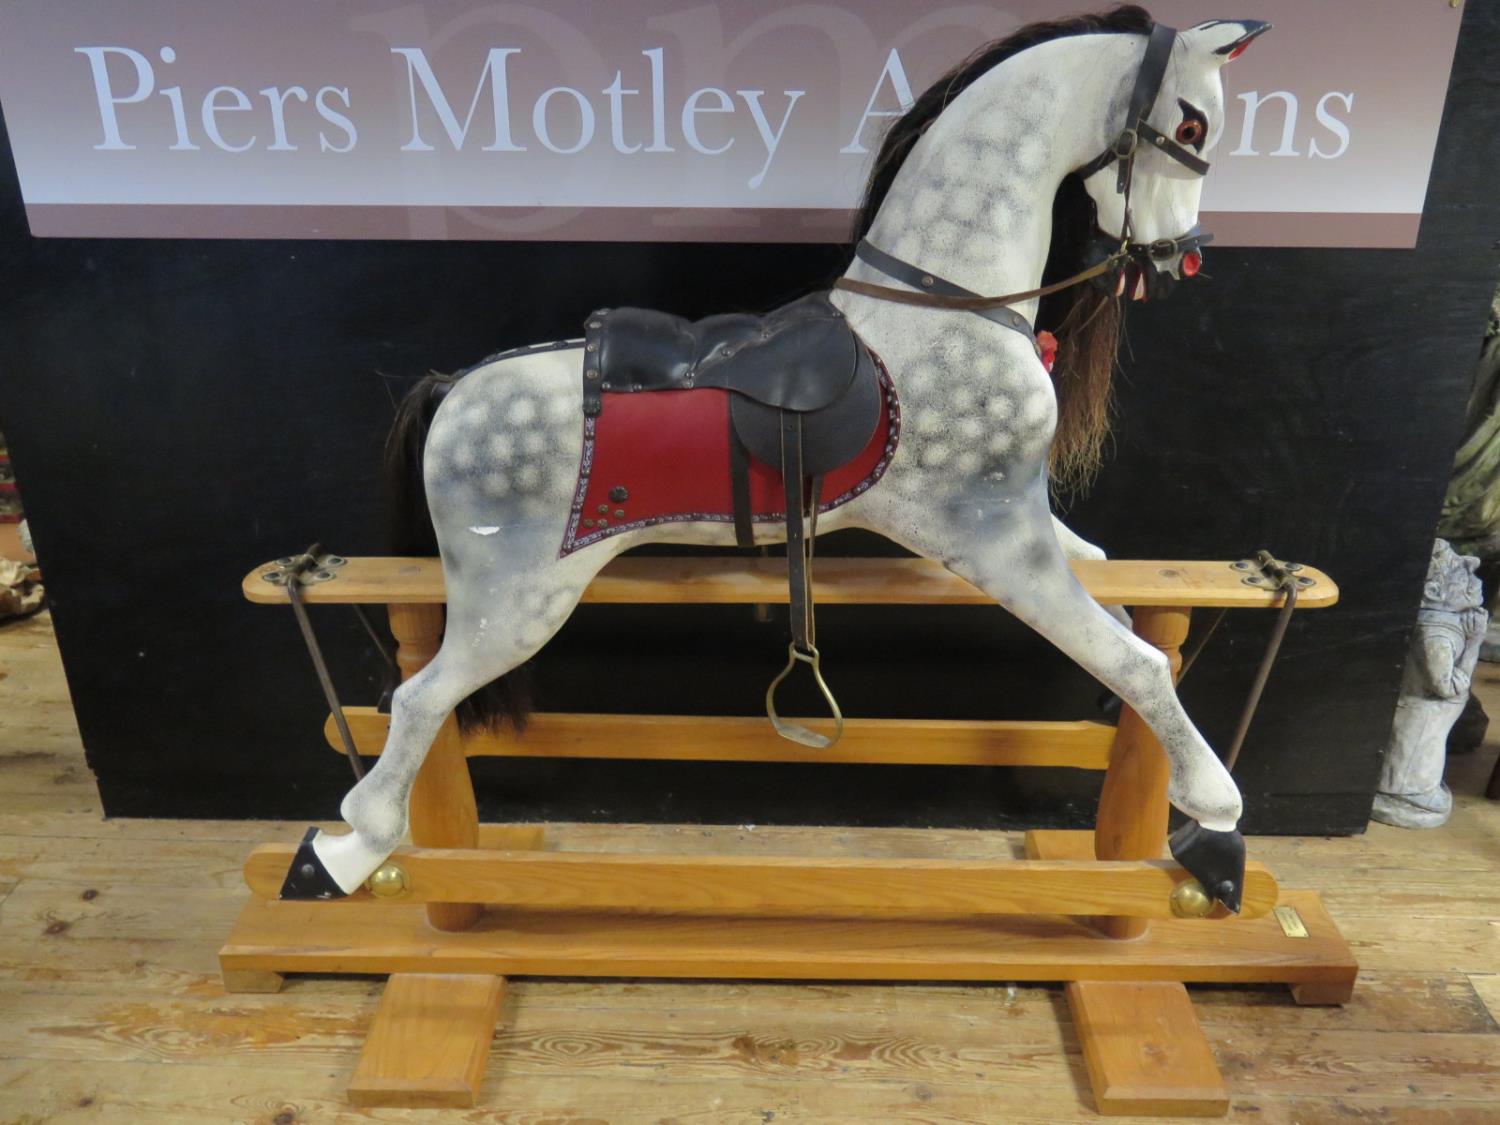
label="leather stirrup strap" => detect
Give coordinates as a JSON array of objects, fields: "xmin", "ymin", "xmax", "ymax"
[
  {"xmin": 728, "ymin": 406, "xmax": 755, "ymax": 548},
  {"xmin": 765, "ymin": 414, "xmax": 844, "ymax": 748},
  {"xmin": 783, "ymin": 413, "xmax": 812, "ymax": 654}
]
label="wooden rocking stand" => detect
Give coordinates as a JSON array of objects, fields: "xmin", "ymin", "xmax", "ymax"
[{"xmin": 221, "ymin": 555, "xmax": 1356, "ymax": 1116}]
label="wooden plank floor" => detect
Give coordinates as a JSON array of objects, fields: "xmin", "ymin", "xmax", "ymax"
[{"xmin": 2, "ymin": 610, "xmax": 1498, "ymax": 1123}]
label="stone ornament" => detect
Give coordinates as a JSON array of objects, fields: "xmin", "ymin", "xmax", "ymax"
[{"xmin": 1372, "ymin": 539, "xmax": 1489, "ymax": 828}]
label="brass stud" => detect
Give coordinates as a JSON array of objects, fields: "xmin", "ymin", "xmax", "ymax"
[
  {"xmin": 586, "ymin": 369, "xmax": 599, "ymax": 380},
  {"xmin": 921, "ymin": 275, "xmax": 934, "ymax": 287},
  {"xmin": 597, "ymin": 518, "xmax": 609, "ymax": 528},
  {"xmin": 588, "ymin": 320, "xmax": 602, "ymax": 328},
  {"xmin": 586, "ymin": 343, "xmax": 597, "ymax": 352},
  {"xmin": 614, "ymin": 508, "xmax": 626, "ymax": 519},
  {"xmin": 598, "ymin": 504, "xmax": 608, "ymax": 514},
  {"xmin": 367, "ymin": 863, "xmax": 408, "ymax": 899},
  {"xmin": 1169, "ymin": 878, "xmax": 1214, "ymax": 918},
  {"xmin": 583, "ymin": 519, "xmax": 594, "ymax": 528}
]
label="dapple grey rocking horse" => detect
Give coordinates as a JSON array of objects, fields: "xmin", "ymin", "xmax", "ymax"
[{"xmin": 284, "ymin": 8, "xmax": 1272, "ymax": 914}]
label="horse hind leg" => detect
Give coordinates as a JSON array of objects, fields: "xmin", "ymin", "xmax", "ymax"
[{"xmin": 286, "ymin": 557, "xmax": 598, "ymax": 897}]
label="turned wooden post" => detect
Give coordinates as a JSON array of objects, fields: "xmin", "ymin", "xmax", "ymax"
[
  {"xmin": 388, "ymin": 603, "xmax": 482, "ymax": 932},
  {"xmin": 1094, "ymin": 604, "xmax": 1191, "ymax": 940}
]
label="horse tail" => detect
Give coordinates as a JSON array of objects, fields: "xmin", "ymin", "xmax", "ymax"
[
  {"xmin": 384, "ymin": 373, "xmax": 454, "ymax": 557},
  {"xmin": 383, "ymin": 372, "xmax": 533, "ymax": 733}
]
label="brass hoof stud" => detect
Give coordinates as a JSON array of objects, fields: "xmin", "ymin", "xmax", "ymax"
[
  {"xmin": 367, "ymin": 863, "xmax": 409, "ymax": 898},
  {"xmin": 1169, "ymin": 878, "xmax": 1214, "ymax": 918}
]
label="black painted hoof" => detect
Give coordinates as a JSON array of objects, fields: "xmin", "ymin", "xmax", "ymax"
[
  {"xmin": 1168, "ymin": 821, "xmax": 1246, "ymax": 914},
  {"xmin": 278, "ymin": 827, "xmax": 350, "ymax": 900}
]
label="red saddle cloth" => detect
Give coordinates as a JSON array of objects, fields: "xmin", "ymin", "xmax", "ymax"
[{"xmin": 561, "ymin": 356, "xmax": 899, "ymax": 556}]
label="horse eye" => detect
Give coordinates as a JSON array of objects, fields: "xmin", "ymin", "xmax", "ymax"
[{"xmin": 1174, "ymin": 99, "xmax": 1208, "ymax": 152}]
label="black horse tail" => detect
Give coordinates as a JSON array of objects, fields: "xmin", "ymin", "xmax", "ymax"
[{"xmin": 383, "ymin": 372, "xmax": 533, "ymax": 733}]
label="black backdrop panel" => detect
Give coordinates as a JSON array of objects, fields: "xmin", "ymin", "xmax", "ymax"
[{"xmin": 1, "ymin": 2, "xmax": 1496, "ymax": 831}]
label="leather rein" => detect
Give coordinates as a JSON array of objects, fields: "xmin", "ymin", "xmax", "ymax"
[{"xmin": 834, "ymin": 23, "xmax": 1212, "ymax": 317}]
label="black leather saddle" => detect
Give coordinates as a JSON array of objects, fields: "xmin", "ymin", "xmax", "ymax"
[
  {"xmin": 583, "ymin": 292, "xmax": 880, "ymax": 480},
  {"xmin": 582, "ymin": 292, "xmax": 883, "ymax": 747}
]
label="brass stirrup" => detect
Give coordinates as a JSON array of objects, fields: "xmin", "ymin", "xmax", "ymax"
[{"xmin": 765, "ymin": 642, "xmax": 844, "ymax": 749}]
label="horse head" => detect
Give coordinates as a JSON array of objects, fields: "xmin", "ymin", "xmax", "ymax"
[{"xmin": 1081, "ymin": 19, "xmax": 1270, "ymax": 302}]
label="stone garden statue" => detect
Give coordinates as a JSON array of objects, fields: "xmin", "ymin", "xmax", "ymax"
[{"xmin": 1372, "ymin": 539, "xmax": 1489, "ymax": 828}]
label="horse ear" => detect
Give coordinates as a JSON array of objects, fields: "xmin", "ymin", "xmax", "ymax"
[{"xmin": 1180, "ymin": 20, "xmax": 1272, "ymax": 64}]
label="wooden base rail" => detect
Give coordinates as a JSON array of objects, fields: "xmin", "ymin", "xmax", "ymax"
[
  {"xmin": 223, "ymin": 875, "xmax": 1353, "ymax": 989},
  {"xmin": 227, "ymin": 555, "xmax": 1351, "ymax": 1116}
]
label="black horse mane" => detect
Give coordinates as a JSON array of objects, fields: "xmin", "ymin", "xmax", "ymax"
[
  {"xmin": 848, "ymin": 5, "xmax": 1156, "ymax": 494},
  {"xmin": 849, "ymin": 5, "xmax": 1154, "ymax": 243}
]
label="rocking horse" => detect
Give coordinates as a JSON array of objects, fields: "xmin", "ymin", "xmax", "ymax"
[
  {"xmin": 288, "ymin": 9, "xmax": 1257, "ymax": 909},
  {"xmin": 226, "ymin": 9, "xmax": 1356, "ymax": 1114}
]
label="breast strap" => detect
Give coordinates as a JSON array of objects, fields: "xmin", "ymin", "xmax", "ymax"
[{"xmin": 852, "ymin": 240, "xmax": 1038, "ymax": 343}]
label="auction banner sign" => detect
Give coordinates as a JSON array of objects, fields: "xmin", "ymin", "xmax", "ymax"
[{"xmin": 0, "ymin": 1, "xmax": 1464, "ymax": 246}]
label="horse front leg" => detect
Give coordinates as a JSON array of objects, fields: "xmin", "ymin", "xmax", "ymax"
[
  {"xmin": 865, "ymin": 485, "xmax": 1247, "ymax": 911},
  {"xmin": 1051, "ymin": 514, "xmax": 1131, "ymax": 627}
]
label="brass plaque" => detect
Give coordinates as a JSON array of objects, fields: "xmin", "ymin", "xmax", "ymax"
[{"xmin": 1274, "ymin": 905, "xmax": 1309, "ymax": 938}]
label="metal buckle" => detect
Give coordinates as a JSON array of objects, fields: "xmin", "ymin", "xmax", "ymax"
[
  {"xmin": 1147, "ymin": 238, "xmax": 1180, "ymax": 260},
  {"xmin": 765, "ymin": 642, "xmax": 844, "ymax": 749},
  {"xmin": 1111, "ymin": 128, "xmax": 1139, "ymax": 159}
]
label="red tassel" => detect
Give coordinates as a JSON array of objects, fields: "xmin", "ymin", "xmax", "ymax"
[{"xmin": 1037, "ymin": 330, "xmax": 1058, "ymax": 373}]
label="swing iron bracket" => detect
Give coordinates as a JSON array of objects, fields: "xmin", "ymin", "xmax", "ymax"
[
  {"xmin": 260, "ymin": 547, "xmax": 348, "ymax": 587},
  {"xmin": 262, "ymin": 543, "xmax": 400, "ymax": 782},
  {"xmin": 1231, "ymin": 551, "xmax": 1318, "ymax": 593}
]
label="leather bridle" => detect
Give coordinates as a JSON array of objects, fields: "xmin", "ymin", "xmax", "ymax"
[{"xmin": 835, "ymin": 22, "xmax": 1213, "ymax": 321}]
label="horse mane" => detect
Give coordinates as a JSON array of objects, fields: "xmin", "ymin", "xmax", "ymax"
[{"xmin": 849, "ymin": 5, "xmax": 1155, "ymax": 495}]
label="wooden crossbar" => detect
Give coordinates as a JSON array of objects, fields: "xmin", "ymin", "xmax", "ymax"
[
  {"xmin": 325, "ymin": 708, "xmax": 1116, "ymax": 769},
  {"xmin": 244, "ymin": 555, "xmax": 1339, "ymax": 609},
  {"xmin": 243, "ymin": 843, "xmax": 1279, "ymax": 920}
]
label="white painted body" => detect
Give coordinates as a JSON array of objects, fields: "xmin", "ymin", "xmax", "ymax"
[{"xmin": 312, "ymin": 21, "xmax": 1263, "ymax": 894}]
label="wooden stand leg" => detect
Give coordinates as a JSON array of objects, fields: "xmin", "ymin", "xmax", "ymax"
[
  {"xmin": 389, "ymin": 603, "xmax": 482, "ymax": 933},
  {"xmin": 1069, "ymin": 980, "xmax": 1228, "ymax": 1117},
  {"xmin": 1290, "ymin": 975, "xmax": 1358, "ymax": 1006},
  {"xmin": 1093, "ymin": 605, "xmax": 1191, "ymax": 940},
  {"xmin": 1072, "ymin": 607, "xmax": 1231, "ymax": 1115},
  {"xmin": 349, "ymin": 972, "xmax": 504, "ymax": 1108},
  {"xmin": 221, "ymin": 968, "xmax": 284, "ymax": 994}
]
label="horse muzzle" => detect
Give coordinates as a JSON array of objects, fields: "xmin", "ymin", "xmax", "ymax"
[{"xmin": 1086, "ymin": 225, "xmax": 1213, "ymax": 303}]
